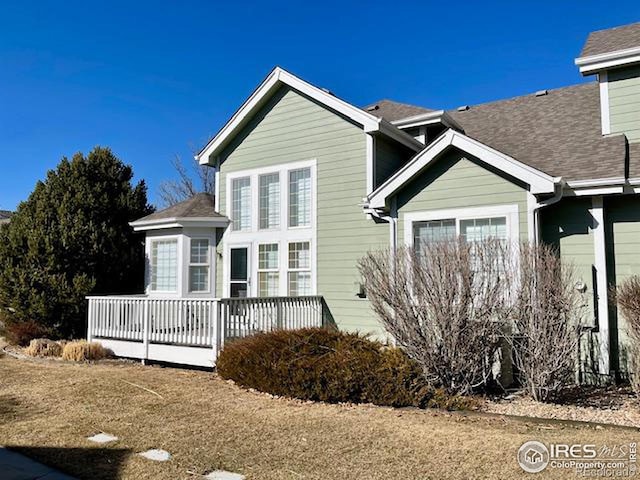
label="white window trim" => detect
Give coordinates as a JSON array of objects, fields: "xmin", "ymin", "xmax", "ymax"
[
  {"xmin": 258, "ymin": 171, "xmax": 281, "ymax": 231},
  {"xmin": 257, "ymin": 242, "xmax": 280, "ymax": 297},
  {"xmin": 231, "ymin": 176, "xmax": 252, "ymax": 232},
  {"xmin": 146, "ymin": 234, "xmax": 182, "ymax": 296},
  {"xmin": 223, "ymin": 160, "xmax": 317, "ymax": 298},
  {"xmin": 287, "ymin": 241, "xmax": 312, "ymax": 296},
  {"xmin": 403, "ymin": 204, "xmax": 520, "ymax": 249},
  {"xmin": 599, "ymin": 71, "xmax": 611, "ymax": 135},
  {"xmin": 188, "ymin": 237, "xmax": 212, "ymax": 294}
]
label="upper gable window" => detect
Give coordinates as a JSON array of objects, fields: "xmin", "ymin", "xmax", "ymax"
[
  {"xmin": 259, "ymin": 173, "xmax": 280, "ymax": 230},
  {"xmin": 289, "ymin": 167, "xmax": 311, "ymax": 228},
  {"xmin": 232, "ymin": 177, "xmax": 251, "ymax": 231}
]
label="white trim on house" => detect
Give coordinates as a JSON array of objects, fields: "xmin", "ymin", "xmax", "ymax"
[
  {"xmin": 366, "ymin": 134, "xmax": 375, "ymax": 193},
  {"xmin": 403, "ymin": 204, "xmax": 520, "ymax": 248},
  {"xmin": 391, "ymin": 110, "xmax": 463, "ymax": 132},
  {"xmin": 195, "ymin": 67, "xmax": 422, "ymax": 167},
  {"xmin": 366, "ymin": 129, "xmax": 558, "ymax": 211},
  {"xmin": 222, "ymin": 159, "xmax": 318, "ymax": 298},
  {"xmin": 564, "ymin": 177, "xmax": 627, "ymax": 197},
  {"xmin": 526, "ymin": 191, "xmax": 537, "ymax": 243},
  {"xmin": 589, "ymin": 195, "xmax": 610, "ymax": 375},
  {"xmin": 599, "ymin": 71, "xmax": 611, "ymax": 135},
  {"xmin": 575, "ymin": 46, "xmax": 640, "ymax": 75},
  {"xmin": 131, "ymin": 217, "xmax": 229, "ymax": 231}
]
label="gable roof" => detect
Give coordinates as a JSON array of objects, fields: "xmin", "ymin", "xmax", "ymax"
[
  {"xmin": 447, "ymin": 83, "xmax": 628, "ymax": 182},
  {"xmin": 366, "ymin": 129, "xmax": 557, "ymax": 210},
  {"xmin": 581, "ymin": 22, "xmax": 640, "ymax": 57},
  {"xmin": 363, "ymin": 99, "xmax": 434, "ymax": 123},
  {"xmin": 130, "ymin": 193, "xmax": 228, "ymax": 231},
  {"xmin": 0, "ymin": 210, "xmax": 11, "ymax": 224},
  {"xmin": 195, "ymin": 67, "xmax": 423, "ymax": 164}
]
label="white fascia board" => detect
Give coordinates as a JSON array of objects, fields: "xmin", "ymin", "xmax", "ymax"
[
  {"xmin": 576, "ymin": 46, "xmax": 640, "ymax": 75},
  {"xmin": 392, "ymin": 110, "xmax": 464, "ymax": 132},
  {"xmin": 366, "ymin": 129, "xmax": 556, "ymax": 210},
  {"xmin": 367, "ymin": 120, "xmax": 424, "ymax": 151},
  {"xmin": 130, "ymin": 217, "xmax": 230, "ymax": 232},
  {"xmin": 196, "ymin": 67, "xmax": 384, "ymax": 165},
  {"xmin": 566, "ymin": 177, "xmax": 626, "ymax": 188}
]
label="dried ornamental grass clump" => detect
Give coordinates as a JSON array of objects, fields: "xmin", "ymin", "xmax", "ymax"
[
  {"xmin": 24, "ymin": 338, "xmax": 63, "ymax": 358},
  {"xmin": 62, "ymin": 340, "xmax": 112, "ymax": 361}
]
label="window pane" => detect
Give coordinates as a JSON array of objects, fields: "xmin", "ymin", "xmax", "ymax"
[
  {"xmin": 151, "ymin": 239, "xmax": 178, "ymax": 291},
  {"xmin": 232, "ymin": 177, "xmax": 251, "ymax": 231},
  {"xmin": 413, "ymin": 219, "xmax": 455, "ymax": 252},
  {"xmin": 288, "ymin": 242, "xmax": 310, "ymax": 269},
  {"xmin": 460, "ymin": 217, "xmax": 507, "ymax": 243},
  {"xmin": 258, "ymin": 272, "xmax": 279, "ymax": 297},
  {"xmin": 230, "ymin": 248, "xmax": 248, "ymax": 281},
  {"xmin": 230, "ymin": 283, "xmax": 247, "ymax": 298},
  {"xmin": 259, "ymin": 173, "xmax": 280, "ymax": 229},
  {"xmin": 258, "ymin": 244, "xmax": 279, "ymax": 270},
  {"xmin": 289, "ymin": 168, "xmax": 311, "ymax": 227},
  {"xmin": 288, "ymin": 272, "xmax": 311, "ymax": 296},
  {"xmin": 189, "ymin": 266, "xmax": 209, "ymax": 292},
  {"xmin": 190, "ymin": 239, "xmax": 209, "ymax": 264}
]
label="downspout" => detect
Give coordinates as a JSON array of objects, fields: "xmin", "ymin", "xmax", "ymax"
[{"xmin": 528, "ymin": 180, "xmax": 564, "ymax": 244}]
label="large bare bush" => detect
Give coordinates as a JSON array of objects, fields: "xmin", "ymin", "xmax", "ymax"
[
  {"xmin": 359, "ymin": 240, "xmax": 583, "ymax": 401},
  {"xmin": 358, "ymin": 239, "xmax": 514, "ymax": 395},
  {"xmin": 615, "ymin": 276, "xmax": 640, "ymax": 395},
  {"xmin": 506, "ymin": 243, "xmax": 584, "ymax": 402}
]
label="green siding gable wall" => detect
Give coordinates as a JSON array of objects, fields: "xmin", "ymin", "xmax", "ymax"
[
  {"xmin": 217, "ymin": 86, "xmax": 389, "ymax": 336},
  {"xmin": 394, "ymin": 150, "xmax": 529, "ymax": 244},
  {"xmin": 609, "ymin": 65, "xmax": 640, "ymax": 143}
]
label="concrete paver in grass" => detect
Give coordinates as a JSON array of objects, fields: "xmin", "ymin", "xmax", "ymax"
[
  {"xmin": 138, "ymin": 449, "xmax": 171, "ymax": 461},
  {"xmin": 0, "ymin": 446, "xmax": 77, "ymax": 480},
  {"xmin": 205, "ymin": 471, "xmax": 246, "ymax": 480},
  {"xmin": 87, "ymin": 433, "xmax": 118, "ymax": 444}
]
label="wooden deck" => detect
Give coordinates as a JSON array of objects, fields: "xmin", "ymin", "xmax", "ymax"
[{"xmin": 87, "ymin": 295, "xmax": 326, "ymax": 367}]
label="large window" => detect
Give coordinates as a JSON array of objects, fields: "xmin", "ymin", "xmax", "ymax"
[
  {"xmin": 258, "ymin": 244, "xmax": 279, "ymax": 297},
  {"xmin": 150, "ymin": 239, "xmax": 178, "ymax": 292},
  {"xmin": 232, "ymin": 177, "xmax": 251, "ymax": 231},
  {"xmin": 288, "ymin": 242, "xmax": 311, "ymax": 296},
  {"xmin": 289, "ymin": 168, "xmax": 311, "ymax": 227},
  {"xmin": 189, "ymin": 239, "xmax": 209, "ymax": 292},
  {"xmin": 259, "ymin": 173, "xmax": 280, "ymax": 230},
  {"xmin": 413, "ymin": 216, "xmax": 508, "ymax": 251}
]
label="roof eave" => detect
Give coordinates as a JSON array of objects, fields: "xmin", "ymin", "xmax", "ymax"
[
  {"xmin": 575, "ymin": 46, "xmax": 640, "ymax": 75},
  {"xmin": 130, "ymin": 216, "xmax": 230, "ymax": 232},
  {"xmin": 391, "ymin": 110, "xmax": 464, "ymax": 132}
]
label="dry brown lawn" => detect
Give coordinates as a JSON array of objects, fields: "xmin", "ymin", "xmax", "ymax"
[{"xmin": 0, "ymin": 351, "xmax": 638, "ymax": 480}]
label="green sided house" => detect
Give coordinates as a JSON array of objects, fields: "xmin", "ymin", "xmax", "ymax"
[{"xmin": 89, "ymin": 22, "xmax": 640, "ymax": 380}]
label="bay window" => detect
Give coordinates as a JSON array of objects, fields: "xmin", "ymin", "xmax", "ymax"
[
  {"xmin": 189, "ymin": 239, "xmax": 209, "ymax": 292},
  {"xmin": 150, "ymin": 239, "xmax": 178, "ymax": 292}
]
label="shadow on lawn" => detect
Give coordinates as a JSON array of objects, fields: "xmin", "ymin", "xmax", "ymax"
[
  {"xmin": 0, "ymin": 395, "xmax": 22, "ymax": 424},
  {"xmin": 8, "ymin": 446, "xmax": 131, "ymax": 480}
]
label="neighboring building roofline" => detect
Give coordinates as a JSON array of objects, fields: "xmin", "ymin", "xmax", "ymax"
[
  {"xmin": 195, "ymin": 67, "xmax": 423, "ymax": 165},
  {"xmin": 365, "ymin": 129, "xmax": 559, "ymax": 211},
  {"xmin": 391, "ymin": 110, "xmax": 464, "ymax": 131},
  {"xmin": 575, "ymin": 45, "xmax": 640, "ymax": 75}
]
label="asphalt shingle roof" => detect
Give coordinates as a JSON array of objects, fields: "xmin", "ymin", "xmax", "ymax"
[
  {"xmin": 580, "ymin": 22, "xmax": 640, "ymax": 57},
  {"xmin": 0, "ymin": 210, "xmax": 12, "ymax": 222},
  {"xmin": 363, "ymin": 99, "xmax": 434, "ymax": 123},
  {"xmin": 445, "ymin": 83, "xmax": 629, "ymax": 182},
  {"xmin": 136, "ymin": 193, "xmax": 225, "ymax": 222}
]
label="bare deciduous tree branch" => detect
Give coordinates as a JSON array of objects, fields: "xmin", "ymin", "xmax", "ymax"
[{"xmin": 158, "ymin": 155, "xmax": 215, "ymax": 207}]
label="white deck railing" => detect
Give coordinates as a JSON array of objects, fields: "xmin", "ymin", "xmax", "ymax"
[{"xmin": 86, "ymin": 295, "xmax": 326, "ymax": 366}]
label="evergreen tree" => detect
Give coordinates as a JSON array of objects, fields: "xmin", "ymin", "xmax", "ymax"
[{"xmin": 0, "ymin": 147, "xmax": 153, "ymax": 341}]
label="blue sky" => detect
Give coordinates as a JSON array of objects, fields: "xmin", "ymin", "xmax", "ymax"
[{"xmin": 1, "ymin": 1, "xmax": 638, "ymax": 211}]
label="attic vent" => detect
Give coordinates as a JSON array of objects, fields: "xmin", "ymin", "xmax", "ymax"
[
  {"xmin": 366, "ymin": 105, "xmax": 380, "ymax": 112},
  {"xmin": 535, "ymin": 90, "xmax": 548, "ymax": 97},
  {"xmin": 457, "ymin": 105, "xmax": 470, "ymax": 112}
]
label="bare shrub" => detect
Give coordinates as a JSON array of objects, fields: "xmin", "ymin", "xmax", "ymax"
[
  {"xmin": 358, "ymin": 239, "xmax": 514, "ymax": 395},
  {"xmin": 615, "ymin": 276, "xmax": 640, "ymax": 395},
  {"xmin": 506, "ymin": 243, "xmax": 584, "ymax": 402},
  {"xmin": 61, "ymin": 341, "xmax": 112, "ymax": 361},
  {"xmin": 25, "ymin": 338, "xmax": 63, "ymax": 358}
]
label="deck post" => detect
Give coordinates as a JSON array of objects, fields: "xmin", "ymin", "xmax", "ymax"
[
  {"xmin": 211, "ymin": 300, "xmax": 219, "ymax": 361},
  {"xmin": 142, "ymin": 299, "xmax": 150, "ymax": 364},
  {"xmin": 87, "ymin": 298, "xmax": 93, "ymax": 342}
]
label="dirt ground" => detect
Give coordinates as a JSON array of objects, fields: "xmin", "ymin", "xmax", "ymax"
[{"xmin": 1, "ymin": 352, "xmax": 639, "ymax": 480}]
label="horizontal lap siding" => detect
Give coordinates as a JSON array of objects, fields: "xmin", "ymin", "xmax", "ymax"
[
  {"xmin": 218, "ymin": 86, "xmax": 389, "ymax": 336},
  {"xmin": 606, "ymin": 196, "xmax": 640, "ymax": 373},
  {"xmin": 395, "ymin": 150, "xmax": 529, "ymax": 244},
  {"xmin": 609, "ymin": 65, "xmax": 640, "ymax": 143}
]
